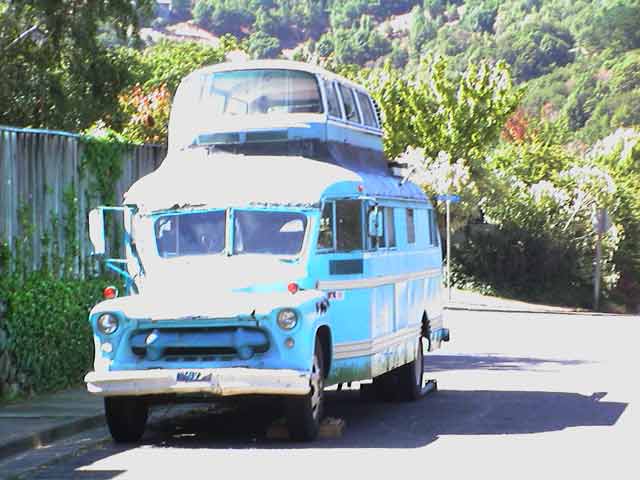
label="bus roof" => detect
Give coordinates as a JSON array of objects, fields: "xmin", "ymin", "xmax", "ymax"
[
  {"xmin": 124, "ymin": 149, "xmax": 426, "ymax": 213},
  {"xmin": 183, "ymin": 60, "xmax": 366, "ymax": 92}
]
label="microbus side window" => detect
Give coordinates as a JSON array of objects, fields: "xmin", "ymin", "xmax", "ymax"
[
  {"xmin": 338, "ymin": 84, "xmax": 362, "ymax": 124},
  {"xmin": 427, "ymin": 209, "xmax": 440, "ymax": 247},
  {"xmin": 366, "ymin": 205, "xmax": 395, "ymax": 250},
  {"xmin": 356, "ymin": 90, "xmax": 378, "ymax": 128},
  {"xmin": 406, "ymin": 208, "xmax": 416, "ymax": 244},
  {"xmin": 384, "ymin": 207, "xmax": 396, "ymax": 248},
  {"xmin": 325, "ymin": 80, "xmax": 343, "ymax": 119}
]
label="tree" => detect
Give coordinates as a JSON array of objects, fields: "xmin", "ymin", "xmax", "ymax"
[
  {"xmin": 367, "ymin": 56, "xmax": 521, "ymax": 173},
  {"xmin": 0, "ymin": 0, "xmax": 154, "ymax": 130},
  {"xmin": 246, "ymin": 31, "xmax": 281, "ymax": 59},
  {"xmin": 496, "ymin": 21, "xmax": 574, "ymax": 82}
]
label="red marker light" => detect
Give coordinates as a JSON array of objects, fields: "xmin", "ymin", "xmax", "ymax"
[
  {"xmin": 357, "ymin": 184, "xmax": 364, "ymax": 193},
  {"xmin": 103, "ymin": 286, "xmax": 118, "ymax": 300},
  {"xmin": 287, "ymin": 282, "xmax": 299, "ymax": 294}
]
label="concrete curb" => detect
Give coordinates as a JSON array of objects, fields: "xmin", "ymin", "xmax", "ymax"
[
  {"xmin": 445, "ymin": 305, "xmax": 633, "ymax": 316},
  {"xmin": 0, "ymin": 413, "xmax": 105, "ymax": 461}
]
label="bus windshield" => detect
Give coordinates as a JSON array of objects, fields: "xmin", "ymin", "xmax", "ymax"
[
  {"xmin": 155, "ymin": 210, "xmax": 226, "ymax": 258},
  {"xmin": 154, "ymin": 209, "xmax": 308, "ymax": 258},
  {"xmin": 170, "ymin": 69, "xmax": 323, "ymax": 148},
  {"xmin": 234, "ymin": 210, "xmax": 307, "ymax": 256}
]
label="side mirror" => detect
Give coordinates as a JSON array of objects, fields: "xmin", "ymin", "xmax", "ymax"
[
  {"xmin": 88, "ymin": 208, "xmax": 106, "ymax": 255},
  {"xmin": 368, "ymin": 209, "xmax": 383, "ymax": 237}
]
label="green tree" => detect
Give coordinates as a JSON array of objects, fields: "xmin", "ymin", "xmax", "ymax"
[
  {"xmin": 246, "ymin": 31, "xmax": 281, "ymax": 58},
  {"xmin": 497, "ymin": 21, "xmax": 574, "ymax": 81},
  {"xmin": 368, "ymin": 56, "xmax": 521, "ymax": 172},
  {"xmin": 0, "ymin": 0, "xmax": 153, "ymax": 130}
]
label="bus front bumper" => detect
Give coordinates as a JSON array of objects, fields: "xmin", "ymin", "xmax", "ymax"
[{"xmin": 84, "ymin": 368, "xmax": 311, "ymax": 397}]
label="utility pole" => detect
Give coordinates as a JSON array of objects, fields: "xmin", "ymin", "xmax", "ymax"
[
  {"xmin": 446, "ymin": 197, "xmax": 451, "ymax": 302},
  {"xmin": 435, "ymin": 194, "xmax": 460, "ymax": 304},
  {"xmin": 593, "ymin": 208, "xmax": 607, "ymax": 311}
]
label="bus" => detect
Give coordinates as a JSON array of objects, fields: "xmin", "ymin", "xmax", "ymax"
[{"xmin": 85, "ymin": 60, "xmax": 449, "ymax": 442}]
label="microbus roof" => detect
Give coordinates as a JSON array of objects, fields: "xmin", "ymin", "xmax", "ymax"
[
  {"xmin": 182, "ymin": 60, "xmax": 366, "ymax": 92},
  {"xmin": 124, "ymin": 149, "xmax": 426, "ymax": 213}
]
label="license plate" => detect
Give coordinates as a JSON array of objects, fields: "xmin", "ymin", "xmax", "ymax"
[{"xmin": 176, "ymin": 371, "xmax": 212, "ymax": 382}]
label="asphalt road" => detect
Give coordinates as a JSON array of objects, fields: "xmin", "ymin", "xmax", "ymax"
[{"xmin": 5, "ymin": 308, "xmax": 639, "ymax": 480}]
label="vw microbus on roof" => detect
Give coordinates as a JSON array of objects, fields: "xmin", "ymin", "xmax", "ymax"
[{"xmin": 85, "ymin": 60, "xmax": 449, "ymax": 443}]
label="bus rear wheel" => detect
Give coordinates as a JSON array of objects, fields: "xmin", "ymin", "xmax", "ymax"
[
  {"xmin": 286, "ymin": 337, "xmax": 325, "ymax": 441},
  {"xmin": 372, "ymin": 337, "xmax": 424, "ymax": 402},
  {"xmin": 396, "ymin": 336, "xmax": 424, "ymax": 401},
  {"xmin": 104, "ymin": 396, "xmax": 148, "ymax": 443}
]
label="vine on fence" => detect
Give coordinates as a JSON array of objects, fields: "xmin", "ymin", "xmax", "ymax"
[{"xmin": 0, "ymin": 131, "xmax": 128, "ymax": 401}]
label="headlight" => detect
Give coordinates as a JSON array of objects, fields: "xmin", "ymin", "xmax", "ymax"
[
  {"xmin": 277, "ymin": 309, "xmax": 298, "ymax": 330},
  {"xmin": 97, "ymin": 313, "xmax": 119, "ymax": 335}
]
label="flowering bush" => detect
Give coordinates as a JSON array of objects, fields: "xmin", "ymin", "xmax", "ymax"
[{"xmin": 118, "ymin": 84, "xmax": 172, "ymax": 144}]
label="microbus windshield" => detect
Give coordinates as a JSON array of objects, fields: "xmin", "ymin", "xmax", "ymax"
[
  {"xmin": 154, "ymin": 209, "xmax": 308, "ymax": 258},
  {"xmin": 171, "ymin": 69, "xmax": 323, "ymax": 149}
]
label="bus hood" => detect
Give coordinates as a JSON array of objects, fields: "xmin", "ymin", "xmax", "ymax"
[{"xmin": 92, "ymin": 287, "xmax": 322, "ymax": 321}]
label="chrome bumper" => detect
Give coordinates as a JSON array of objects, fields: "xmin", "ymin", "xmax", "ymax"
[{"xmin": 85, "ymin": 368, "xmax": 311, "ymax": 397}]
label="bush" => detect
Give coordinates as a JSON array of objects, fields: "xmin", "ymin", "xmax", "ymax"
[
  {"xmin": 452, "ymin": 223, "xmax": 592, "ymax": 305},
  {"xmin": 0, "ymin": 274, "xmax": 109, "ymax": 397}
]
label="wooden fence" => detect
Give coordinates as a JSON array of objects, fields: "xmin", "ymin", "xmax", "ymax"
[{"xmin": 0, "ymin": 125, "xmax": 166, "ymax": 276}]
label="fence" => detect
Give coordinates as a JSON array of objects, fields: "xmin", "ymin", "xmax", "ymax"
[{"xmin": 0, "ymin": 125, "xmax": 166, "ymax": 276}]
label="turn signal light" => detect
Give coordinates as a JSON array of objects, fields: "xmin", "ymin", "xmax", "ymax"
[{"xmin": 103, "ymin": 286, "xmax": 118, "ymax": 300}]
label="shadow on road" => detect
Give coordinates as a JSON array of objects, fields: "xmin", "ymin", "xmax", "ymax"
[
  {"xmin": 27, "ymin": 387, "xmax": 627, "ymax": 479},
  {"xmin": 427, "ymin": 354, "xmax": 588, "ymax": 372}
]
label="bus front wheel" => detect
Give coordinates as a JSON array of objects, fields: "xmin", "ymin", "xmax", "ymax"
[
  {"xmin": 104, "ymin": 396, "xmax": 148, "ymax": 443},
  {"xmin": 286, "ymin": 337, "xmax": 325, "ymax": 441}
]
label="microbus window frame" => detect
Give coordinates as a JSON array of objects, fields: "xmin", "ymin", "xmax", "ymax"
[
  {"xmin": 354, "ymin": 90, "xmax": 379, "ymax": 130},
  {"xmin": 316, "ymin": 200, "xmax": 337, "ymax": 252},
  {"xmin": 321, "ymin": 78, "xmax": 345, "ymax": 121},
  {"xmin": 337, "ymin": 83, "xmax": 363, "ymax": 126}
]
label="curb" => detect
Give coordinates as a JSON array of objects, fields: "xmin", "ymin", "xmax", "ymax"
[
  {"xmin": 445, "ymin": 305, "xmax": 632, "ymax": 316},
  {"xmin": 0, "ymin": 413, "xmax": 105, "ymax": 461}
]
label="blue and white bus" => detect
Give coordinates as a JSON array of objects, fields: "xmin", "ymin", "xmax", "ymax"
[{"xmin": 85, "ymin": 60, "xmax": 449, "ymax": 442}]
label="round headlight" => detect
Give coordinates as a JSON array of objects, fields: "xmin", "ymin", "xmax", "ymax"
[
  {"xmin": 97, "ymin": 313, "xmax": 119, "ymax": 335},
  {"xmin": 277, "ymin": 309, "xmax": 298, "ymax": 330}
]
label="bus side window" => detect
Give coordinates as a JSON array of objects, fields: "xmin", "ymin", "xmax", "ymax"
[
  {"xmin": 336, "ymin": 200, "xmax": 363, "ymax": 252},
  {"xmin": 427, "ymin": 209, "xmax": 440, "ymax": 247},
  {"xmin": 406, "ymin": 208, "xmax": 416, "ymax": 244},
  {"xmin": 318, "ymin": 202, "xmax": 335, "ymax": 250},
  {"xmin": 325, "ymin": 80, "xmax": 342, "ymax": 118},
  {"xmin": 367, "ymin": 206, "xmax": 395, "ymax": 250},
  {"xmin": 385, "ymin": 207, "xmax": 396, "ymax": 248},
  {"xmin": 356, "ymin": 91, "xmax": 378, "ymax": 128},
  {"xmin": 338, "ymin": 84, "xmax": 361, "ymax": 124}
]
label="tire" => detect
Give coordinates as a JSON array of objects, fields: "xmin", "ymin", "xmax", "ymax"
[
  {"xmin": 372, "ymin": 337, "xmax": 424, "ymax": 402},
  {"xmin": 396, "ymin": 336, "xmax": 425, "ymax": 401},
  {"xmin": 286, "ymin": 337, "xmax": 325, "ymax": 441},
  {"xmin": 104, "ymin": 396, "xmax": 148, "ymax": 443}
]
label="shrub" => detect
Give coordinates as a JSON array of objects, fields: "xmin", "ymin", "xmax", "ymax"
[{"xmin": 1, "ymin": 274, "xmax": 108, "ymax": 396}]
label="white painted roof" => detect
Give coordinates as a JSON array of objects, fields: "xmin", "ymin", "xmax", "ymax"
[
  {"xmin": 123, "ymin": 149, "xmax": 361, "ymax": 213},
  {"xmin": 184, "ymin": 59, "xmax": 366, "ymax": 91}
]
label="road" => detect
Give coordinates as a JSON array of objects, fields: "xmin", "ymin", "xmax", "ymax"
[{"xmin": 4, "ymin": 308, "xmax": 639, "ymax": 480}]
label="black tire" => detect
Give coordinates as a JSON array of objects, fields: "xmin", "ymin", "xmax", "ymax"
[
  {"xmin": 396, "ymin": 336, "xmax": 425, "ymax": 401},
  {"xmin": 372, "ymin": 337, "xmax": 424, "ymax": 402},
  {"xmin": 286, "ymin": 337, "xmax": 325, "ymax": 441},
  {"xmin": 104, "ymin": 396, "xmax": 148, "ymax": 443}
]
